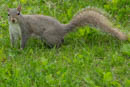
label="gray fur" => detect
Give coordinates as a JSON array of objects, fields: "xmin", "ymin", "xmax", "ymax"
[
  {"xmin": 8, "ymin": 6, "xmax": 128, "ymax": 49},
  {"xmin": 64, "ymin": 8, "xmax": 128, "ymax": 40}
]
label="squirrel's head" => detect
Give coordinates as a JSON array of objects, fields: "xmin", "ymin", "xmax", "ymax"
[{"xmin": 8, "ymin": 5, "xmax": 21, "ymax": 24}]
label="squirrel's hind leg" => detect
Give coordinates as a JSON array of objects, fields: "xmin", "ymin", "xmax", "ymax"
[{"xmin": 43, "ymin": 39, "xmax": 63, "ymax": 48}]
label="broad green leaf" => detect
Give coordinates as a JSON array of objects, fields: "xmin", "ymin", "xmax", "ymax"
[
  {"xmin": 125, "ymin": 80, "xmax": 130, "ymax": 87},
  {"xmin": 121, "ymin": 44, "xmax": 130, "ymax": 56},
  {"xmin": 20, "ymin": 0, "xmax": 27, "ymax": 4},
  {"xmin": 103, "ymin": 72, "xmax": 113, "ymax": 82}
]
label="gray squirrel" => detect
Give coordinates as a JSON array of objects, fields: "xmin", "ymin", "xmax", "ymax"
[{"xmin": 8, "ymin": 5, "xmax": 128, "ymax": 49}]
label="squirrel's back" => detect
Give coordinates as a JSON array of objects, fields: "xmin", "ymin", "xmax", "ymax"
[{"xmin": 21, "ymin": 15, "xmax": 65, "ymax": 35}]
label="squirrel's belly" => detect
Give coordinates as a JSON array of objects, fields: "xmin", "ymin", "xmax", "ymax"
[
  {"xmin": 31, "ymin": 33, "xmax": 41, "ymax": 38},
  {"xmin": 9, "ymin": 23, "xmax": 21, "ymax": 37}
]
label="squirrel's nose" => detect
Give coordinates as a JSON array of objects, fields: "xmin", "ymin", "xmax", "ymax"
[{"xmin": 12, "ymin": 19, "xmax": 15, "ymax": 23}]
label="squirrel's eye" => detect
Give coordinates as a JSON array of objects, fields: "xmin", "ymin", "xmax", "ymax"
[
  {"xmin": 17, "ymin": 13, "xmax": 20, "ymax": 15},
  {"xmin": 8, "ymin": 14, "xmax": 10, "ymax": 16}
]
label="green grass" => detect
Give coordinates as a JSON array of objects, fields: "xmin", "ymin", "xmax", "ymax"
[{"xmin": 0, "ymin": 0, "xmax": 130, "ymax": 87}]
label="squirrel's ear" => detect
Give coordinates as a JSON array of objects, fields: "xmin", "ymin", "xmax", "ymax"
[{"xmin": 17, "ymin": 5, "xmax": 22, "ymax": 12}]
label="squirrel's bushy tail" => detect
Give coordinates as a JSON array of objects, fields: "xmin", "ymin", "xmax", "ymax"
[{"xmin": 64, "ymin": 8, "xmax": 128, "ymax": 40}]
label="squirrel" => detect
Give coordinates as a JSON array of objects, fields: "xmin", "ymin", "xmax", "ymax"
[{"xmin": 8, "ymin": 5, "xmax": 128, "ymax": 49}]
